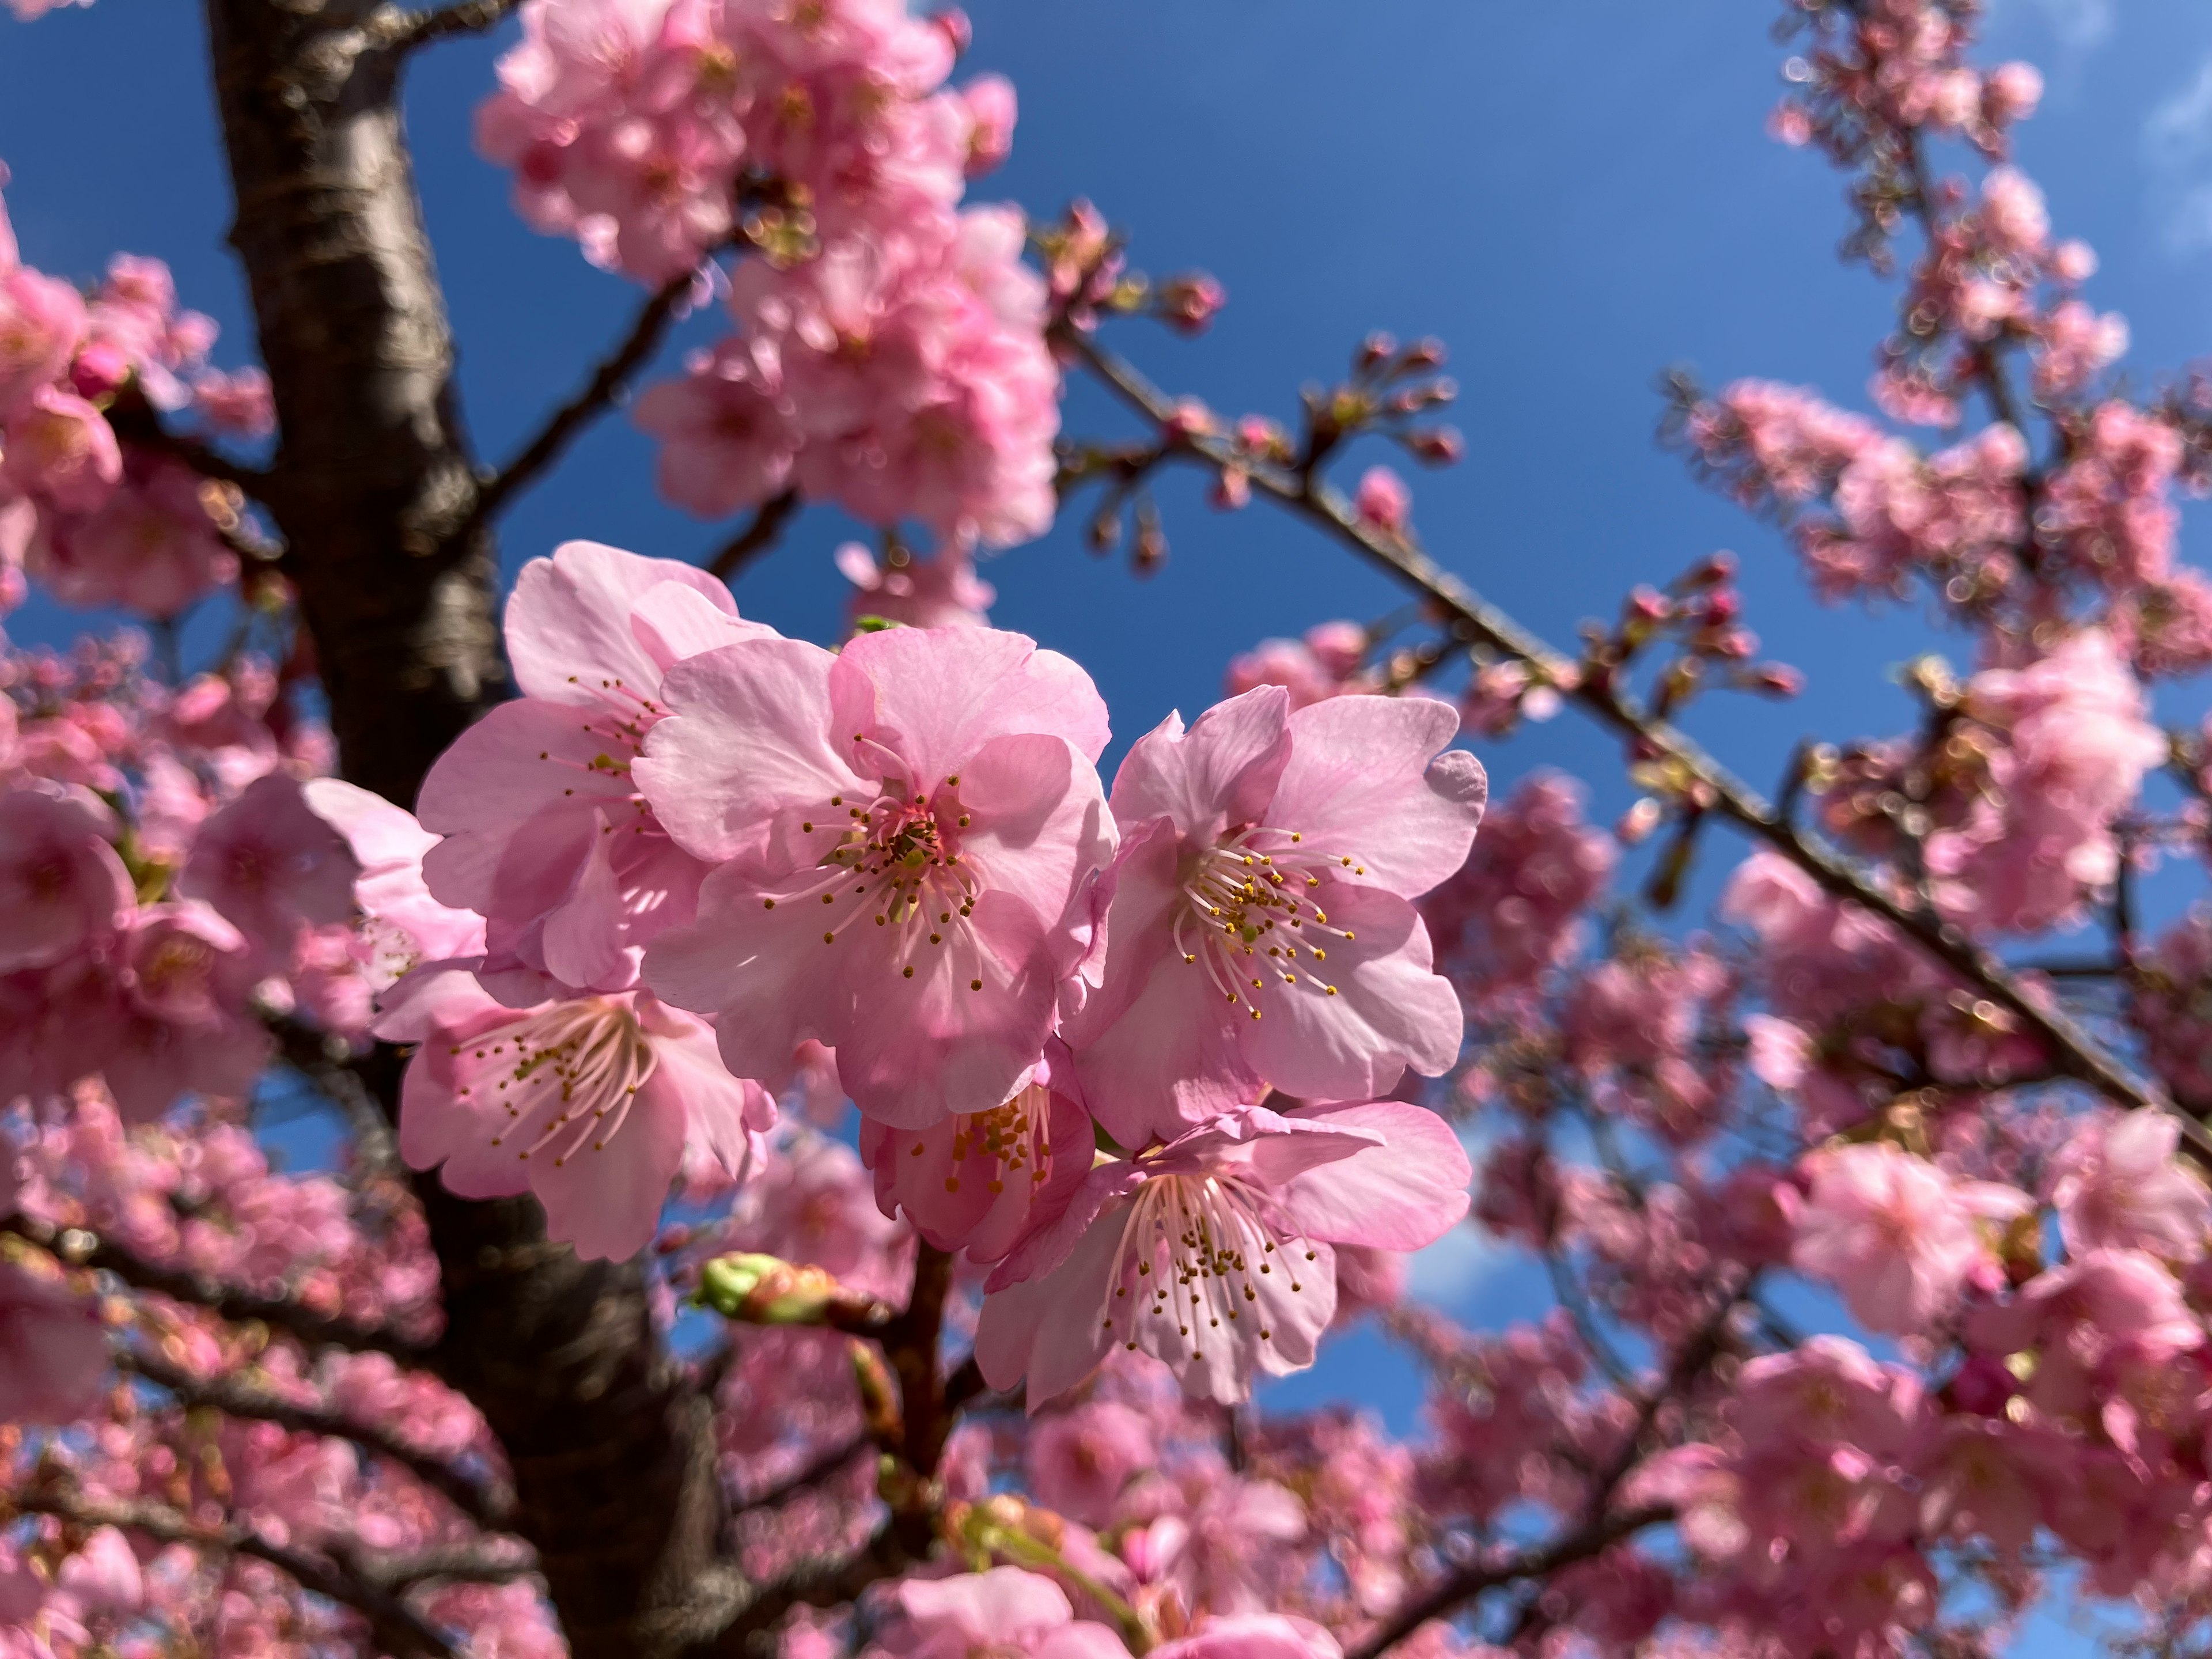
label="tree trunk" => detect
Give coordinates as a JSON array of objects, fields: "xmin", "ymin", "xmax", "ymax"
[{"xmin": 198, "ymin": 7, "xmax": 725, "ymax": 1652}]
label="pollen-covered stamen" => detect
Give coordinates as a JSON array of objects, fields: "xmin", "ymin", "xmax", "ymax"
[
  {"xmin": 1172, "ymin": 824, "xmax": 1367, "ymax": 1014},
  {"xmin": 793, "ymin": 776, "xmax": 989, "ymax": 987},
  {"xmin": 914, "ymin": 1082, "xmax": 1056, "ymax": 1195},
  {"xmin": 1101, "ymin": 1170, "xmax": 1310, "ymax": 1360},
  {"xmin": 453, "ymin": 999, "xmax": 658, "ymax": 1168}
]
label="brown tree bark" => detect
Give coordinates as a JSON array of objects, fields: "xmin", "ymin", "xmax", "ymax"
[{"xmin": 197, "ymin": 7, "xmax": 728, "ymax": 1653}]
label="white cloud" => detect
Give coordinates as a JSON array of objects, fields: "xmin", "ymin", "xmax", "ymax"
[
  {"xmin": 2027, "ymin": 0, "xmax": 2113, "ymax": 52},
  {"xmin": 1404, "ymin": 1218, "xmax": 1510, "ymax": 1307},
  {"xmin": 2145, "ymin": 57, "xmax": 2212, "ymax": 251}
]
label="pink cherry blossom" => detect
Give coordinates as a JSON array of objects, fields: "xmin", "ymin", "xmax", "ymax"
[
  {"xmin": 0, "ymin": 1254, "xmax": 105, "ymax": 1424},
  {"xmin": 2046, "ymin": 1110, "xmax": 2211, "ymax": 1261},
  {"xmin": 0, "ymin": 782, "xmax": 133, "ymax": 973},
  {"xmin": 177, "ymin": 771, "xmax": 357, "ymax": 974},
  {"xmin": 867, "ymin": 1567, "xmax": 1127, "ymax": 1659},
  {"xmin": 381, "ymin": 966, "xmax": 773, "ymax": 1262},
  {"xmin": 1146, "ymin": 1615, "xmax": 1341, "ymax": 1659},
  {"xmin": 0, "ymin": 264, "xmax": 85, "ymax": 418},
  {"xmin": 835, "ymin": 539, "xmax": 996, "ymax": 632},
  {"xmin": 976, "ymin": 1102, "xmax": 1469, "ymax": 1404},
  {"xmin": 1786, "ymin": 1142, "xmax": 2029, "ymax": 1335},
  {"xmin": 417, "ymin": 539, "xmax": 773, "ymax": 993},
  {"xmin": 1352, "ymin": 467, "xmax": 1410, "ymax": 536},
  {"xmin": 302, "ymin": 779, "xmax": 487, "ymax": 993},
  {"xmin": 1063, "ymin": 685, "xmax": 1484, "ymax": 1147},
  {"xmin": 26, "ymin": 456, "xmax": 240, "ymax": 619},
  {"xmin": 858, "ymin": 1066, "xmax": 1092, "ymax": 1261},
  {"xmin": 631, "ymin": 339, "xmax": 800, "ymax": 518},
  {"xmin": 2, "ymin": 385, "xmax": 121, "ymax": 512},
  {"xmin": 639, "ymin": 624, "xmax": 1114, "ymax": 1128},
  {"xmin": 1026, "ymin": 1400, "xmax": 1155, "ymax": 1526}
]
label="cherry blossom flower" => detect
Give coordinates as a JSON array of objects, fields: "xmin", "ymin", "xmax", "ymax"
[
  {"xmin": 866, "ymin": 1567, "xmax": 1128, "ymax": 1659},
  {"xmin": 639, "ymin": 624, "xmax": 1114, "ymax": 1128},
  {"xmin": 380, "ymin": 965, "xmax": 773, "ymax": 1261},
  {"xmin": 975, "ymin": 1102, "xmax": 1470, "ymax": 1404},
  {"xmin": 0, "ymin": 782, "xmax": 133, "ymax": 974},
  {"xmin": 1786, "ymin": 1143, "xmax": 2029, "ymax": 1334},
  {"xmin": 417, "ymin": 539, "xmax": 774, "ymax": 994},
  {"xmin": 1063, "ymin": 685, "xmax": 1484, "ymax": 1147}
]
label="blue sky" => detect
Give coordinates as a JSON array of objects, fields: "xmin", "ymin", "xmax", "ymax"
[{"xmin": 8, "ymin": 1, "xmax": 2212, "ymax": 1648}]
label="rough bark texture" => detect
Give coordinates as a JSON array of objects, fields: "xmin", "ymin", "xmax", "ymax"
[{"xmin": 199, "ymin": 7, "xmax": 726, "ymax": 1653}]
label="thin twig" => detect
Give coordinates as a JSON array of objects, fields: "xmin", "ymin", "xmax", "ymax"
[
  {"xmin": 116, "ymin": 1347, "xmax": 512, "ymax": 1528},
  {"xmin": 444, "ymin": 267, "xmax": 699, "ymax": 555},
  {"xmin": 706, "ymin": 488, "xmax": 803, "ymax": 581},
  {"xmin": 106, "ymin": 393, "xmax": 272, "ymax": 497},
  {"xmin": 2, "ymin": 1217, "xmax": 435, "ymax": 1363},
  {"xmin": 1060, "ymin": 329, "xmax": 2210, "ymax": 1156},
  {"xmin": 732, "ymin": 1435, "xmax": 870, "ymax": 1514},
  {"xmin": 1341, "ymin": 1504, "xmax": 1676, "ymax": 1659},
  {"xmin": 2, "ymin": 1486, "xmax": 458, "ymax": 1659}
]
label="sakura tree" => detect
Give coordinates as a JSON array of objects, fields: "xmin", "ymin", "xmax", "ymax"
[{"xmin": 3, "ymin": 1, "xmax": 2212, "ymax": 1657}]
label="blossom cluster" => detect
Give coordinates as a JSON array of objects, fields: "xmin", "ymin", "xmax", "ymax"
[
  {"xmin": 479, "ymin": 0, "xmax": 1059, "ymax": 549},
  {"xmin": 0, "ymin": 177, "xmax": 271, "ymax": 622},
  {"xmin": 312, "ymin": 539, "xmax": 1480, "ymax": 1403}
]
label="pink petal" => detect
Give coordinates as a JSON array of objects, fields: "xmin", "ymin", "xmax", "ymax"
[
  {"xmin": 1275, "ymin": 1102, "xmax": 1471, "ymax": 1250},
  {"xmin": 506, "ymin": 540, "xmax": 737, "ymax": 703},
  {"xmin": 1267, "ymin": 696, "xmax": 1487, "ymax": 897},
  {"xmin": 1109, "ymin": 687, "xmax": 1292, "ymax": 843}
]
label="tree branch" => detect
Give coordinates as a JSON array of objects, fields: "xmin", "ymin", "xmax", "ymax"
[
  {"xmin": 2, "ymin": 1486, "xmax": 459, "ymax": 1659},
  {"xmin": 733, "ymin": 1436, "xmax": 871, "ymax": 1515},
  {"xmin": 705, "ymin": 488, "xmax": 803, "ymax": 581},
  {"xmin": 1060, "ymin": 328, "xmax": 2212, "ymax": 1157},
  {"xmin": 446, "ymin": 267, "xmax": 698, "ymax": 555},
  {"xmin": 2, "ymin": 1217, "xmax": 435, "ymax": 1363},
  {"xmin": 1340, "ymin": 1505, "xmax": 1676, "ymax": 1659},
  {"xmin": 116, "ymin": 1346, "xmax": 513, "ymax": 1528},
  {"xmin": 367, "ymin": 0, "xmax": 522, "ymax": 54},
  {"xmin": 105, "ymin": 391, "xmax": 272, "ymax": 496}
]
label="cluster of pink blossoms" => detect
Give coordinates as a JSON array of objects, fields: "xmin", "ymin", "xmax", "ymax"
[
  {"xmin": 315, "ymin": 539, "xmax": 1486, "ymax": 1402},
  {"xmin": 480, "ymin": 0, "xmax": 1058, "ymax": 550},
  {"xmin": 0, "ymin": 173, "xmax": 271, "ymax": 622}
]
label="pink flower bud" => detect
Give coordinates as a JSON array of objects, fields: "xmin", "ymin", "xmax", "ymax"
[
  {"xmin": 1406, "ymin": 426, "xmax": 1464, "ymax": 465},
  {"xmin": 932, "ymin": 7, "xmax": 972, "ymax": 56},
  {"xmin": 959, "ymin": 75, "xmax": 1017, "ymax": 177},
  {"xmin": 1156, "ymin": 272, "xmax": 1226, "ymax": 335},
  {"xmin": 1353, "ymin": 465, "xmax": 1411, "ymax": 535},
  {"xmin": 1984, "ymin": 62, "xmax": 2044, "ymax": 126}
]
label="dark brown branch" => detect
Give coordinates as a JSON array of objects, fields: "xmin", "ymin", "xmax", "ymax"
[
  {"xmin": 354, "ymin": 1541, "xmax": 541, "ymax": 1591},
  {"xmin": 661, "ymin": 1522, "xmax": 912, "ymax": 1659},
  {"xmin": 368, "ymin": 0, "xmax": 522, "ymax": 53},
  {"xmin": 2, "ymin": 1217, "xmax": 433, "ymax": 1363},
  {"xmin": 448, "ymin": 268, "xmax": 697, "ymax": 555},
  {"xmin": 107, "ymin": 403, "xmax": 273, "ymax": 496},
  {"xmin": 1341, "ymin": 1505, "xmax": 1676, "ymax": 1659},
  {"xmin": 1060, "ymin": 329, "xmax": 2211, "ymax": 1156},
  {"xmin": 706, "ymin": 488, "xmax": 803, "ymax": 581},
  {"xmin": 3, "ymin": 1486, "xmax": 457, "ymax": 1659},
  {"xmin": 116, "ymin": 1346, "xmax": 513, "ymax": 1528},
  {"xmin": 733, "ymin": 1437, "xmax": 871, "ymax": 1514}
]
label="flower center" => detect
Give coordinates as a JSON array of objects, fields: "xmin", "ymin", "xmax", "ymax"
[
  {"xmin": 1102, "ymin": 1171, "xmax": 1317, "ymax": 1362},
  {"xmin": 920, "ymin": 1083, "xmax": 1053, "ymax": 1195},
  {"xmin": 453, "ymin": 998, "xmax": 658, "ymax": 1167},
  {"xmin": 770, "ymin": 769, "xmax": 993, "ymax": 991},
  {"xmin": 1173, "ymin": 825, "xmax": 1366, "ymax": 1018}
]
